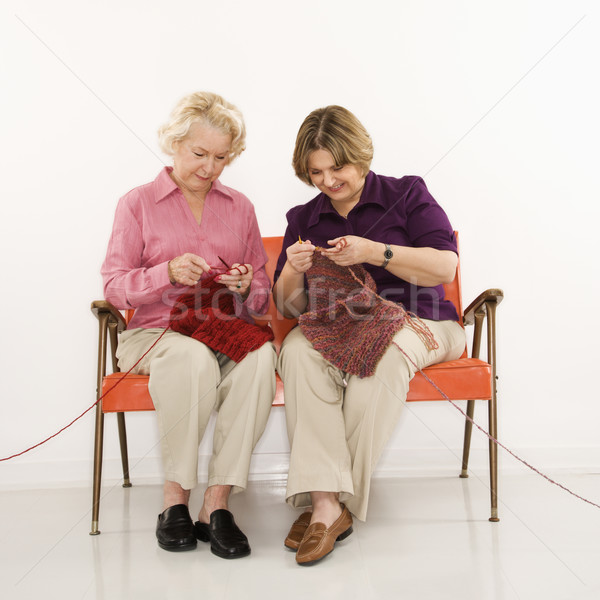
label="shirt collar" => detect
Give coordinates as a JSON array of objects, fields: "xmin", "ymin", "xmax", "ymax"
[
  {"xmin": 307, "ymin": 171, "xmax": 381, "ymax": 227},
  {"xmin": 154, "ymin": 166, "xmax": 235, "ymax": 203},
  {"xmin": 154, "ymin": 167, "xmax": 179, "ymax": 202}
]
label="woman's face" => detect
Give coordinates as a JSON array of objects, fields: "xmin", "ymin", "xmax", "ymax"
[
  {"xmin": 171, "ymin": 121, "xmax": 232, "ymax": 196},
  {"xmin": 307, "ymin": 149, "xmax": 365, "ymax": 212}
]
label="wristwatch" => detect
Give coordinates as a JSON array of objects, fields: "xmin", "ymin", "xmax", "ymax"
[{"xmin": 382, "ymin": 243, "xmax": 393, "ymax": 269}]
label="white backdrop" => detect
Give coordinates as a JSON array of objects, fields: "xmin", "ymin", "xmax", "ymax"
[{"xmin": 1, "ymin": 0, "xmax": 598, "ymax": 489}]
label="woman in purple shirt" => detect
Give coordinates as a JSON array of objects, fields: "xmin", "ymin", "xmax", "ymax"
[
  {"xmin": 273, "ymin": 105, "xmax": 466, "ymax": 565},
  {"xmin": 102, "ymin": 92, "xmax": 276, "ymax": 558}
]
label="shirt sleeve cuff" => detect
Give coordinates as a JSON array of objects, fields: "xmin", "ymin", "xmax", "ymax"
[
  {"xmin": 233, "ymin": 286, "xmax": 270, "ymax": 323},
  {"xmin": 150, "ymin": 261, "xmax": 175, "ymax": 294}
]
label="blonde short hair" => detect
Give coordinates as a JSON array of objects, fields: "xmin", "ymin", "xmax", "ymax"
[
  {"xmin": 158, "ymin": 92, "xmax": 246, "ymax": 161},
  {"xmin": 292, "ymin": 105, "xmax": 374, "ymax": 186}
]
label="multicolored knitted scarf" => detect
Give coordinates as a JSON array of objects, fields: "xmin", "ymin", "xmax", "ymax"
[
  {"xmin": 169, "ymin": 275, "xmax": 274, "ymax": 362},
  {"xmin": 299, "ymin": 252, "xmax": 438, "ymax": 378}
]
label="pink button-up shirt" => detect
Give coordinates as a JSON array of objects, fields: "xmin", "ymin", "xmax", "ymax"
[{"xmin": 101, "ymin": 167, "xmax": 270, "ymax": 330}]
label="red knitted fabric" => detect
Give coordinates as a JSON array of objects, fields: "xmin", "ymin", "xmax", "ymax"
[
  {"xmin": 299, "ymin": 253, "xmax": 437, "ymax": 378},
  {"xmin": 169, "ymin": 275, "xmax": 274, "ymax": 362}
]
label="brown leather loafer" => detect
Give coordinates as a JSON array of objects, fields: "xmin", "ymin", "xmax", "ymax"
[
  {"xmin": 284, "ymin": 511, "xmax": 312, "ymax": 551},
  {"xmin": 296, "ymin": 505, "xmax": 353, "ymax": 565}
]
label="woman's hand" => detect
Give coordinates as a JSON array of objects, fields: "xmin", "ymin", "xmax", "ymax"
[
  {"xmin": 320, "ymin": 235, "xmax": 372, "ymax": 266},
  {"xmin": 168, "ymin": 253, "xmax": 211, "ymax": 286},
  {"xmin": 272, "ymin": 239, "xmax": 315, "ymax": 318},
  {"xmin": 286, "ymin": 239, "xmax": 316, "ymax": 274},
  {"xmin": 216, "ymin": 263, "xmax": 253, "ymax": 299}
]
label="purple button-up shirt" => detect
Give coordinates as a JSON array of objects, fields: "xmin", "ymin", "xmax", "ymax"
[
  {"xmin": 274, "ymin": 172, "xmax": 459, "ymax": 322},
  {"xmin": 102, "ymin": 167, "xmax": 270, "ymax": 330}
]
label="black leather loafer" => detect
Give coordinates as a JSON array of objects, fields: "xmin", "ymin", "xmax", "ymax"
[
  {"xmin": 194, "ymin": 509, "xmax": 250, "ymax": 559},
  {"xmin": 156, "ymin": 504, "xmax": 197, "ymax": 552}
]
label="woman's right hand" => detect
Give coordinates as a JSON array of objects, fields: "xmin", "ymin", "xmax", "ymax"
[
  {"xmin": 286, "ymin": 240, "xmax": 315, "ymax": 274},
  {"xmin": 168, "ymin": 253, "xmax": 211, "ymax": 286},
  {"xmin": 273, "ymin": 240, "xmax": 314, "ymax": 318}
]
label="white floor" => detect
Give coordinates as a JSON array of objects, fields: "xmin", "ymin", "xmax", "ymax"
[{"xmin": 1, "ymin": 472, "xmax": 600, "ymax": 600}]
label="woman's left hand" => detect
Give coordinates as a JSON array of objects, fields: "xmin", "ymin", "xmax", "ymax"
[
  {"xmin": 216, "ymin": 263, "xmax": 253, "ymax": 298},
  {"xmin": 321, "ymin": 235, "xmax": 373, "ymax": 266}
]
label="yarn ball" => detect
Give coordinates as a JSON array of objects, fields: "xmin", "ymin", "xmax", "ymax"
[{"xmin": 169, "ymin": 274, "xmax": 274, "ymax": 362}]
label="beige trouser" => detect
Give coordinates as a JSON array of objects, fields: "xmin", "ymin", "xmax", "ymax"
[
  {"xmin": 278, "ymin": 319, "xmax": 465, "ymax": 521},
  {"xmin": 116, "ymin": 328, "xmax": 277, "ymax": 492}
]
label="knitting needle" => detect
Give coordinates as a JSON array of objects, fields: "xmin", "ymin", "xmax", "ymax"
[
  {"xmin": 217, "ymin": 255, "xmax": 246, "ymax": 276},
  {"xmin": 217, "ymin": 255, "xmax": 231, "ymax": 270},
  {"xmin": 299, "ymin": 235, "xmax": 328, "ymax": 252}
]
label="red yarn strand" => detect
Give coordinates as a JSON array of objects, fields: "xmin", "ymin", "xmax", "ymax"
[
  {"xmin": 394, "ymin": 343, "xmax": 600, "ymax": 511},
  {"xmin": 0, "ymin": 326, "xmax": 171, "ymax": 462}
]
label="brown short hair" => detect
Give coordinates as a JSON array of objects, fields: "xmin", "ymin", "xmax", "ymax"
[
  {"xmin": 158, "ymin": 92, "xmax": 246, "ymax": 161},
  {"xmin": 292, "ymin": 105, "xmax": 374, "ymax": 186}
]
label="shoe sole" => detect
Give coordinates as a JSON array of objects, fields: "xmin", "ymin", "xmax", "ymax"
[
  {"xmin": 284, "ymin": 540, "xmax": 300, "ymax": 551},
  {"xmin": 210, "ymin": 546, "xmax": 251, "ymax": 559},
  {"xmin": 296, "ymin": 526, "xmax": 353, "ymax": 566},
  {"xmin": 157, "ymin": 540, "xmax": 197, "ymax": 552}
]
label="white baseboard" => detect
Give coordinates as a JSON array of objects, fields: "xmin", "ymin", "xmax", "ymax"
[{"xmin": 1, "ymin": 447, "xmax": 598, "ymax": 491}]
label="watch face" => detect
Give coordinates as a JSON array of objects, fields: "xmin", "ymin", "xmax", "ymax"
[{"xmin": 384, "ymin": 248, "xmax": 393, "ymax": 259}]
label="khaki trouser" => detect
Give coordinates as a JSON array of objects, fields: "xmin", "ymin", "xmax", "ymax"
[
  {"xmin": 117, "ymin": 328, "xmax": 277, "ymax": 492},
  {"xmin": 278, "ymin": 320, "xmax": 465, "ymax": 521}
]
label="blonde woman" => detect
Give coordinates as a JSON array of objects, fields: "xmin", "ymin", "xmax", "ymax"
[
  {"xmin": 102, "ymin": 92, "xmax": 276, "ymax": 558},
  {"xmin": 273, "ymin": 105, "xmax": 465, "ymax": 565}
]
